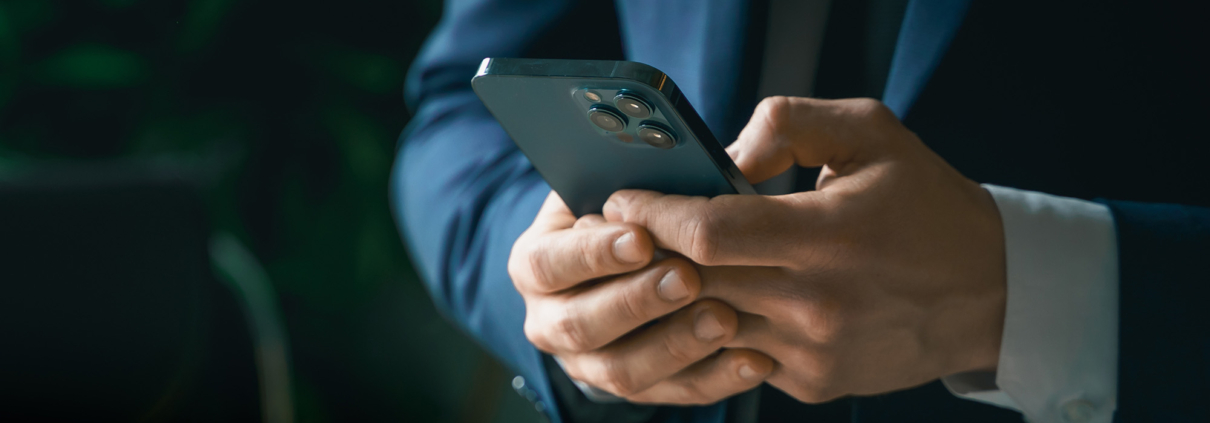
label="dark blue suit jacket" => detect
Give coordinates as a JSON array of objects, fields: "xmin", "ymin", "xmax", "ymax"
[{"xmin": 393, "ymin": 1, "xmax": 1210, "ymax": 421}]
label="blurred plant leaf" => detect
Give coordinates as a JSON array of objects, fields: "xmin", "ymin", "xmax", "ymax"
[
  {"xmin": 131, "ymin": 108, "xmax": 247, "ymax": 154},
  {"xmin": 37, "ymin": 44, "xmax": 148, "ymax": 89},
  {"xmin": 323, "ymin": 105, "xmax": 391, "ymax": 183},
  {"xmin": 325, "ymin": 50, "xmax": 403, "ymax": 95},
  {"xmin": 177, "ymin": 0, "xmax": 236, "ymax": 53}
]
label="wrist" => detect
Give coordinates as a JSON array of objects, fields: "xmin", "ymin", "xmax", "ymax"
[
  {"xmin": 970, "ymin": 281, "xmax": 1006, "ymax": 373},
  {"xmin": 939, "ymin": 280, "xmax": 1005, "ymax": 377},
  {"xmin": 972, "ymin": 183, "xmax": 1007, "ymax": 372},
  {"xmin": 940, "ymin": 182, "xmax": 1007, "ymax": 376}
]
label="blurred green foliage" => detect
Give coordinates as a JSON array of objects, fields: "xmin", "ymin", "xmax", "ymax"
[
  {"xmin": 0, "ymin": 1, "xmax": 538, "ymax": 422},
  {"xmin": 37, "ymin": 44, "xmax": 148, "ymax": 88}
]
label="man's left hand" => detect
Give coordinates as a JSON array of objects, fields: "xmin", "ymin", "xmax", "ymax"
[{"xmin": 603, "ymin": 96, "xmax": 1008, "ymax": 403}]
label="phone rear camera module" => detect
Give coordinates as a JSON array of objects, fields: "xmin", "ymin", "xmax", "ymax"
[
  {"xmin": 637, "ymin": 123, "xmax": 676, "ymax": 149},
  {"xmin": 588, "ymin": 106, "xmax": 627, "ymax": 132},
  {"xmin": 615, "ymin": 93, "xmax": 652, "ymax": 119}
]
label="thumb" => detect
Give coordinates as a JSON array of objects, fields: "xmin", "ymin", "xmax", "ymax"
[{"xmin": 726, "ymin": 97, "xmax": 880, "ymax": 184}]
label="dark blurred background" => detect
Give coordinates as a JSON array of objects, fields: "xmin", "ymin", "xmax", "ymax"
[{"xmin": 0, "ymin": 0, "xmax": 539, "ymax": 421}]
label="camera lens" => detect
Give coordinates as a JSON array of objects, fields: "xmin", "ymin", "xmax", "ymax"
[
  {"xmin": 637, "ymin": 124, "xmax": 676, "ymax": 149},
  {"xmin": 615, "ymin": 93, "xmax": 652, "ymax": 119},
  {"xmin": 588, "ymin": 107, "xmax": 627, "ymax": 132}
]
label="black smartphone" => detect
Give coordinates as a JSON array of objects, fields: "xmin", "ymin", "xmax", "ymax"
[{"xmin": 472, "ymin": 58, "xmax": 755, "ymax": 217}]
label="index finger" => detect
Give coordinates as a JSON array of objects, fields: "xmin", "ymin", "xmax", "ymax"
[
  {"xmin": 724, "ymin": 96, "xmax": 897, "ymax": 185},
  {"xmin": 511, "ymin": 221, "xmax": 655, "ymax": 293},
  {"xmin": 602, "ymin": 190, "xmax": 816, "ymax": 267},
  {"xmin": 512, "ymin": 192, "xmax": 657, "ymax": 293}
]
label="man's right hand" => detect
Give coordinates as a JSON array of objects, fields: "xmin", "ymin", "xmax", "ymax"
[{"xmin": 508, "ymin": 192, "xmax": 774, "ymax": 404}]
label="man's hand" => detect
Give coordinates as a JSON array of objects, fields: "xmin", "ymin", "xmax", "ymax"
[
  {"xmin": 603, "ymin": 97, "xmax": 1008, "ymax": 403},
  {"xmin": 508, "ymin": 192, "xmax": 774, "ymax": 404}
]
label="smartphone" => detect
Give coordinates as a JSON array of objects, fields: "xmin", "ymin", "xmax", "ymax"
[{"xmin": 472, "ymin": 58, "xmax": 755, "ymax": 217}]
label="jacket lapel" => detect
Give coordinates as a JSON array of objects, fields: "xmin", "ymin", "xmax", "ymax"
[
  {"xmin": 883, "ymin": 0, "xmax": 972, "ymax": 118},
  {"xmin": 620, "ymin": 0, "xmax": 970, "ymax": 131}
]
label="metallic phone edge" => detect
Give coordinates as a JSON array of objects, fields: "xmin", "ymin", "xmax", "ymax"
[{"xmin": 473, "ymin": 58, "xmax": 757, "ymax": 196}]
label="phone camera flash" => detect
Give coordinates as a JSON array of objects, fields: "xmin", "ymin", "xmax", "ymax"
[{"xmin": 584, "ymin": 91, "xmax": 601, "ymax": 102}]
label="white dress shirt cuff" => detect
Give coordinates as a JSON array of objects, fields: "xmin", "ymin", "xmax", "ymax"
[{"xmin": 942, "ymin": 185, "xmax": 1119, "ymax": 423}]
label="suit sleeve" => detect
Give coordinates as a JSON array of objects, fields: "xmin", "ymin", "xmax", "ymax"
[
  {"xmin": 389, "ymin": 1, "xmax": 582, "ymax": 421},
  {"xmin": 1102, "ymin": 200, "xmax": 1210, "ymax": 422}
]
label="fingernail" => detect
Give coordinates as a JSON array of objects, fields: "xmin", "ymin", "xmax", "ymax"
[
  {"xmin": 613, "ymin": 232, "xmax": 645, "ymax": 263},
  {"xmin": 694, "ymin": 309, "xmax": 725, "ymax": 341},
  {"xmin": 657, "ymin": 270, "xmax": 689, "ymax": 302},
  {"xmin": 739, "ymin": 364, "xmax": 762, "ymax": 381}
]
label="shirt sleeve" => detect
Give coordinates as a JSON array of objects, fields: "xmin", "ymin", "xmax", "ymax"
[{"xmin": 941, "ymin": 184, "xmax": 1119, "ymax": 423}]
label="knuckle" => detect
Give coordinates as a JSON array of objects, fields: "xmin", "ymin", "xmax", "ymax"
[
  {"xmin": 783, "ymin": 303, "xmax": 808, "ymax": 327},
  {"xmin": 597, "ymin": 358, "xmax": 640, "ymax": 396},
  {"xmin": 507, "ymin": 239, "xmax": 533, "ymax": 284},
  {"xmin": 757, "ymin": 96, "xmax": 792, "ymax": 122},
  {"xmin": 523, "ymin": 241, "xmax": 559, "ymax": 292},
  {"xmin": 816, "ymin": 299, "xmax": 848, "ymax": 342},
  {"xmin": 552, "ymin": 309, "xmax": 592, "ymax": 352},
  {"xmin": 756, "ymin": 96, "xmax": 794, "ymax": 136},
  {"xmin": 788, "ymin": 298, "xmax": 846, "ymax": 345},
  {"xmin": 615, "ymin": 282, "xmax": 650, "ymax": 323},
  {"xmin": 850, "ymin": 98, "xmax": 894, "ymax": 121},
  {"xmin": 603, "ymin": 191, "xmax": 633, "ymax": 218},
  {"xmin": 683, "ymin": 211, "xmax": 721, "ymax": 265},
  {"xmin": 808, "ymin": 314, "xmax": 842, "ymax": 345},
  {"xmin": 660, "ymin": 330, "xmax": 698, "ymax": 364},
  {"xmin": 524, "ymin": 316, "xmax": 556, "ymax": 352},
  {"xmin": 574, "ymin": 234, "xmax": 613, "ymax": 276}
]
